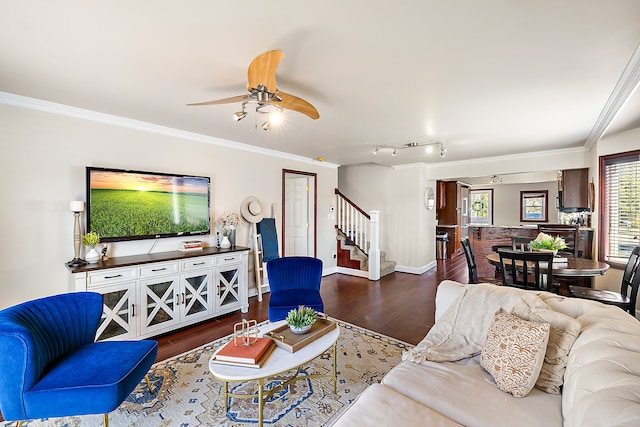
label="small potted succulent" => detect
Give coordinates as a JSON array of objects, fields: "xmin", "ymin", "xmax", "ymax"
[{"xmin": 285, "ymin": 305, "xmax": 317, "ymax": 334}]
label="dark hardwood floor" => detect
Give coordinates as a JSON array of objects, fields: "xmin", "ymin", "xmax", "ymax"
[
  {"xmin": 155, "ymin": 254, "xmax": 469, "ymax": 361},
  {"xmin": 0, "ymin": 255, "xmax": 468, "ymax": 423}
]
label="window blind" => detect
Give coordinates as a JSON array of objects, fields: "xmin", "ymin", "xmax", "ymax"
[{"xmin": 603, "ymin": 152, "xmax": 640, "ymax": 263}]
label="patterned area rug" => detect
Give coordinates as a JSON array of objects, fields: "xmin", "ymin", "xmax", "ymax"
[{"xmin": 5, "ymin": 319, "xmax": 412, "ymax": 426}]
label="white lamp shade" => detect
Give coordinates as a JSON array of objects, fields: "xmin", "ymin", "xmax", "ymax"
[{"xmin": 70, "ymin": 200, "xmax": 85, "ymax": 212}]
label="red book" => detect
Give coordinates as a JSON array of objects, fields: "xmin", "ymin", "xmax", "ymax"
[{"xmin": 214, "ymin": 337, "xmax": 274, "ymax": 364}]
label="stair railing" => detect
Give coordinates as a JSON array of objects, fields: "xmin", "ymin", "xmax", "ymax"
[{"xmin": 335, "ymin": 189, "xmax": 381, "ymax": 280}]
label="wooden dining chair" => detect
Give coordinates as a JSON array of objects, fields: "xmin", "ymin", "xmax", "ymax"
[
  {"xmin": 511, "ymin": 237, "xmax": 532, "ymax": 251},
  {"xmin": 537, "ymin": 224, "xmax": 579, "ymax": 257},
  {"xmin": 498, "ymin": 248, "xmax": 557, "ymax": 293},
  {"xmin": 569, "ymin": 246, "xmax": 640, "ymax": 317},
  {"xmin": 461, "ymin": 238, "xmax": 501, "ymax": 285}
]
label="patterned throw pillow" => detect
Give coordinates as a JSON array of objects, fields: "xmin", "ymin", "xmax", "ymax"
[
  {"xmin": 480, "ymin": 309, "xmax": 551, "ymax": 397},
  {"xmin": 521, "ymin": 304, "xmax": 581, "ymax": 394}
]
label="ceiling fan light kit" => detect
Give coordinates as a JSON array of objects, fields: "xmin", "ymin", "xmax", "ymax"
[{"xmin": 188, "ymin": 49, "xmax": 319, "ymax": 132}]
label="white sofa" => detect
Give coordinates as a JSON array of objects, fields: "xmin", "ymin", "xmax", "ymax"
[{"xmin": 330, "ymin": 280, "xmax": 640, "ymax": 427}]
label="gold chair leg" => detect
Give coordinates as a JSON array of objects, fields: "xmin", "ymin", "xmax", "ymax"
[
  {"xmin": 145, "ymin": 374, "xmax": 153, "ymax": 393},
  {"xmin": 103, "ymin": 413, "xmax": 109, "ymax": 427},
  {"xmin": 16, "ymin": 421, "xmax": 24, "ymax": 427}
]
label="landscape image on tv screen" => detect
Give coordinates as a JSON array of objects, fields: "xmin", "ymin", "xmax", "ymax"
[{"xmin": 87, "ymin": 168, "xmax": 210, "ymax": 242}]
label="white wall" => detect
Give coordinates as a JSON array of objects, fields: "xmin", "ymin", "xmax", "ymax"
[
  {"xmin": 424, "ymin": 147, "xmax": 590, "ymax": 181},
  {"xmin": 338, "ymin": 163, "xmax": 437, "ymax": 273},
  {"xmin": 483, "ymin": 181, "xmax": 559, "ymax": 225},
  {"xmin": 0, "ymin": 103, "xmax": 337, "ymax": 309}
]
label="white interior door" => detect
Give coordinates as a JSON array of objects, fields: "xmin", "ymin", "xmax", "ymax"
[{"xmin": 283, "ymin": 171, "xmax": 316, "ymax": 257}]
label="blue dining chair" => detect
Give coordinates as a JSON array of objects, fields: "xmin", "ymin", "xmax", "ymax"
[
  {"xmin": 0, "ymin": 292, "xmax": 158, "ymax": 426},
  {"xmin": 266, "ymin": 256, "xmax": 324, "ymax": 321}
]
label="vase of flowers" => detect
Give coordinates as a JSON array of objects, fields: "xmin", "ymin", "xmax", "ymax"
[
  {"xmin": 216, "ymin": 211, "xmax": 242, "ymax": 248},
  {"xmin": 82, "ymin": 232, "xmax": 101, "ymax": 263},
  {"xmin": 285, "ymin": 305, "xmax": 317, "ymax": 334},
  {"xmin": 529, "ymin": 232, "xmax": 567, "ymax": 256}
]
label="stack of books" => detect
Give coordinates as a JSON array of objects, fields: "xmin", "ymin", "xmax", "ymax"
[
  {"xmin": 178, "ymin": 240, "xmax": 203, "ymax": 252},
  {"xmin": 211, "ymin": 337, "xmax": 276, "ymax": 368}
]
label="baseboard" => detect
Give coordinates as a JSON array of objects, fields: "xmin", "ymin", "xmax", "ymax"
[
  {"xmin": 394, "ymin": 260, "xmax": 437, "ymax": 275},
  {"xmin": 336, "ymin": 267, "xmax": 370, "ymax": 278}
]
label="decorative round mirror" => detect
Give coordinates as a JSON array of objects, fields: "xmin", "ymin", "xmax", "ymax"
[{"xmin": 425, "ymin": 187, "xmax": 435, "ymax": 210}]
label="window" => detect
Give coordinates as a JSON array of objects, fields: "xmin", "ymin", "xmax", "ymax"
[
  {"xmin": 600, "ymin": 150, "xmax": 640, "ymax": 267},
  {"xmin": 469, "ymin": 189, "xmax": 493, "ymax": 225},
  {"xmin": 520, "ymin": 190, "xmax": 548, "ymax": 222}
]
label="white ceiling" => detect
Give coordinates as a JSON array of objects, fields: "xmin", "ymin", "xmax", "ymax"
[{"xmin": 2, "ymin": 1, "xmax": 640, "ymax": 167}]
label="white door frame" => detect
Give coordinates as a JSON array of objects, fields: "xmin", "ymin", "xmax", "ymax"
[{"xmin": 282, "ymin": 169, "xmax": 317, "ymax": 257}]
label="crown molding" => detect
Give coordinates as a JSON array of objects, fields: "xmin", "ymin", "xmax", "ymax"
[
  {"xmin": 584, "ymin": 41, "xmax": 640, "ymax": 150},
  {"xmin": 0, "ymin": 91, "xmax": 339, "ymax": 169},
  {"xmin": 390, "ymin": 146, "xmax": 587, "ymax": 171}
]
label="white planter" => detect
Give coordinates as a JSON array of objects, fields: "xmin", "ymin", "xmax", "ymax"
[
  {"xmin": 85, "ymin": 246, "xmax": 100, "ymax": 263},
  {"xmin": 289, "ymin": 324, "xmax": 312, "ymax": 334}
]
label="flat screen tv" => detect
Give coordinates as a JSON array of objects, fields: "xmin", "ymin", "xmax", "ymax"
[{"xmin": 86, "ymin": 167, "xmax": 211, "ymax": 242}]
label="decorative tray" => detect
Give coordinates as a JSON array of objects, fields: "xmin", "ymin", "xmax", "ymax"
[{"xmin": 264, "ymin": 318, "xmax": 337, "ymax": 353}]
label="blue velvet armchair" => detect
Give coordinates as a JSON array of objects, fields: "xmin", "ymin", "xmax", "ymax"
[
  {"xmin": 266, "ymin": 256, "xmax": 324, "ymax": 321},
  {"xmin": 0, "ymin": 292, "xmax": 158, "ymax": 426}
]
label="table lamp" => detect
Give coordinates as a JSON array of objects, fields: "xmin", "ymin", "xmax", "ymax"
[{"xmin": 66, "ymin": 200, "xmax": 87, "ymax": 267}]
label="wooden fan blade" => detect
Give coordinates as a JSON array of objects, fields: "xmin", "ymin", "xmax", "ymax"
[
  {"xmin": 186, "ymin": 94, "xmax": 249, "ymax": 106},
  {"xmin": 276, "ymin": 91, "xmax": 320, "ymax": 120},
  {"xmin": 247, "ymin": 49, "xmax": 284, "ymax": 93}
]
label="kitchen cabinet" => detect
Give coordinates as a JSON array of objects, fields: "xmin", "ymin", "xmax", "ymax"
[
  {"xmin": 436, "ymin": 181, "xmax": 470, "ymax": 256},
  {"xmin": 436, "ymin": 180, "xmax": 447, "ymax": 209},
  {"xmin": 560, "ymin": 168, "xmax": 589, "ymax": 211}
]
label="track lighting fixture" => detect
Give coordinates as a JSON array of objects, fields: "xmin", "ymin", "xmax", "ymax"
[{"xmin": 372, "ymin": 141, "xmax": 448, "ymax": 158}]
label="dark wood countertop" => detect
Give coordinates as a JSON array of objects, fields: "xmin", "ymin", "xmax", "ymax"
[
  {"xmin": 66, "ymin": 246, "xmax": 250, "ymax": 274},
  {"xmin": 469, "ymin": 224, "xmax": 594, "ymax": 231}
]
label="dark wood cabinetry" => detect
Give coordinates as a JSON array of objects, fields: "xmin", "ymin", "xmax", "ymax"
[
  {"xmin": 436, "ymin": 181, "xmax": 469, "ymax": 256},
  {"xmin": 560, "ymin": 168, "xmax": 589, "ymax": 211},
  {"xmin": 436, "ymin": 180, "xmax": 447, "ymax": 209}
]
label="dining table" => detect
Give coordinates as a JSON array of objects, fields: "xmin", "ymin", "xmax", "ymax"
[{"xmin": 485, "ymin": 252, "xmax": 610, "ymax": 296}]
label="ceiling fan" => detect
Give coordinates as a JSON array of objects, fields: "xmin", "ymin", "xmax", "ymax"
[{"xmin": 187, "ymin": 49, "xmax": 319, "ymax": 130}]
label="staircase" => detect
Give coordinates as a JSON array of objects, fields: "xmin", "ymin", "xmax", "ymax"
[
  {"xmin": 336, "ymin": 230, "xmax": 397, "ymax": 277},
  {"xmin": 335, "ymin": 189, "xmax": 396, "ymax": 279}
]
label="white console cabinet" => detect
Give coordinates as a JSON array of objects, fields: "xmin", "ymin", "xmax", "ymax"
[{"xmin": 68, "ymin": 247, "xmax": 249, "ymax": 341}]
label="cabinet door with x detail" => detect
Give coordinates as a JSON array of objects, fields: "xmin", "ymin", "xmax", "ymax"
[
  {"xmin": 139, "ymin": 274, "xmax": 179, "ymax": 336},
  {"xmin": 216, "ymin": 262, "xmax": 243, "ymax": 313},
  {"xmin": 180, "ymin": 269, "xmax": 214, "ymax": 323}
]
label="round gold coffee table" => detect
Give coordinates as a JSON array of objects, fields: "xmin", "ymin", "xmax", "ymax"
[{"xmin": 209, "ymin": 320, "xmax": 340, "ymax": 426}]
